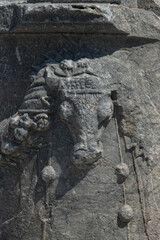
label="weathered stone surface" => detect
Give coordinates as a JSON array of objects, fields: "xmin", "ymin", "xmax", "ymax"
[
  {"xmin": 0, "ymin": 2, "xmax": 160, "ymax": 40},
  {"xmin": 0, "ymin": 1, "xmax": 160, "ymax": 240},
  {"xmin": 138, "ymin": 0, "xmax": 160, "ymax": 16},
  {"xmin": 122, "ymin": 0, "xmax": 138, "ymax": 8},
  {"xmin": 28, "ymin": 0, "xmax": 121, "ymax": 2}
]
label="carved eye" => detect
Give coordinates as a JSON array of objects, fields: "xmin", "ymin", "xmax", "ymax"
[
  {"xmin": 59, "ymin": 101, "xmax": 74, "ymax": 121},
  {"xmin": 60, "ymin": 60, "xmax": 74, "ymax": 71},
  {"xmin": 60, "ymin": 63, "xmax": 67, "ymax": 70}
]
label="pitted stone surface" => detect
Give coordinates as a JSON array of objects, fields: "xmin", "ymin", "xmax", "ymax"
[
  {"xmin": 0, "ymin": 1, "xmax": 160, "ymax": 240},
  {"xmin": 0, "ymin": 2, "xmax": 160, "ymax": 40}
]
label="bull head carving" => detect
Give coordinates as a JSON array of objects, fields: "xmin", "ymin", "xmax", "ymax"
[
  {"xmin": 0, "ymin": 59, "xmax": 113, "ymax": 169},
  {"xmin": 46, "ymin": 59, "xmax": 113, "ymax": 168}
]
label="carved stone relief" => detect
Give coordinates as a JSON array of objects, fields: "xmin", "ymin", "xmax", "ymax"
[
  {"xmin": 0, "ymin": 59, "xmax": 113, "ymax": 169},
  {"xmin": 0, "ymin": 57, "xmax": 120, "ymax": 240},
  {"xmin": 0, "ymin": 21, "xmax": 159, "ymax": 238}
]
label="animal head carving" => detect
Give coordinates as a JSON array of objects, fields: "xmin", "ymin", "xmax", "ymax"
[
  {"xmin": 0, "ymin": 59, "xmax": 113, "ymax": 169},
  {"xmin": 45, "ymin": 59, "xmax": 113, "ymax": 168}
]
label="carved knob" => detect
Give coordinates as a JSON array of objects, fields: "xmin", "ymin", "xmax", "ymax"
[
  {"xmin": 14, "ymin": 127, "xmax": 28, "ymax": 142},
  {"xmin": 41, "ymin": 166, "xmax": 56, "ymax": 183},
  {"xmin": 118, "ymin": 204, "xmax": 133, "ymax": 223},
  {"xmin": 10, "ymin": 115, "xmax": 20, "ymax": 128},
  {"xmin": 115, "ymin": 163, "xmax": 129, "ymax": 181},
  {"xmin": 1, "ymin": 141, "xmax": 18, "ymax": 156},
  {"xmin": 34, "ymin": 114, "xmax": 49, "ymax": 131}
]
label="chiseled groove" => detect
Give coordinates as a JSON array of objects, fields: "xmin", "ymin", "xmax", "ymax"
[{"xmin": 132, "ymin": 154, "xmax": 151, "ymax": 240}]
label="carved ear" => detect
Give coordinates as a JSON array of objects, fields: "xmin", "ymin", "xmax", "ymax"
[
  {"xmin": 45, "ymin": 66, "xmax": 60, "ymax": 91},
  {"xmin": 97, "ymin": 95, "xmax": 113, "ymax": 123}
]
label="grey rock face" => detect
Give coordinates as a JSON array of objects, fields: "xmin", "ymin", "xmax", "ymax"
[
  {"xmin": 115, "ymin": 163, "xmax": 130, "ymax": 183},
  {"xmin": 138, "ymin": 0, "xmax": 160, "ymax": 15},
  {"xmin": 0, "ymin": 1, "xmax": 160, "ymax": 240},
  {"xmin": 0, "ymin": 2, "xmax": 160, "ymax": 40},
  {"xmin": 121, "ymin": 0, "xmax": 138, "ymax": 7},
  {"xmin": 28, "ymin": 0, "xmax": 121, "ymax": 2}
]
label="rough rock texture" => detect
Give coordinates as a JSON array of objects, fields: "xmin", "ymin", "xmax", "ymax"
[
  {"xmin": 0, "ymin": 2, "xmax": 160, "ymax": 40},
  {"xmin": 121, "ymin": 0, "xmax": 138, "ymax": 8},
  {"xmin": 0, "ymin": 1, "xmax": 160, "ymax": 240},
  {"xmin": 138, "ymin": 0, "xmax": 160, "ymax": 16}
]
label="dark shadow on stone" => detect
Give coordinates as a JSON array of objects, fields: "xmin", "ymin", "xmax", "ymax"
[
  {"xmin": 33, "ymin": 142, "xmax": 51, "ymax": 204},
  {"xmin": 34, "ymin": 175, "xmax": 46, "ymax": 203},
  {"xmin": 0, "ymin": 164, "xmax": 21, "ymax": 221},
  {"xmin": 0, "ymin": 231, "xmax": 9, "ymax": 240},
  {"xmin": 117, "ymin": 215, "xmax": 128, "ymax": 228},
  {"xmin": 116, "ymin": 174, "xmax": 126, "ymax": 184},
  {"xmin": 54, "ymin": 147, "xmax": 90, "ymax": 200},
  {"xmin": 55, "ymin": 165, "xmax": 90, "ymax": 200},
  {"xmin": 50, "ymin": 118, "xmax": 90, "ymax": 200}
]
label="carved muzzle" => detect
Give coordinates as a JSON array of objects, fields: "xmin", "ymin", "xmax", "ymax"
[
  {"xmin": 59, "ymin": 95, "xmax": 113, "ymax": 168},
  {"xmin": 73, "ymin": 138, "xmax": 103, "ymax": 167}
]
